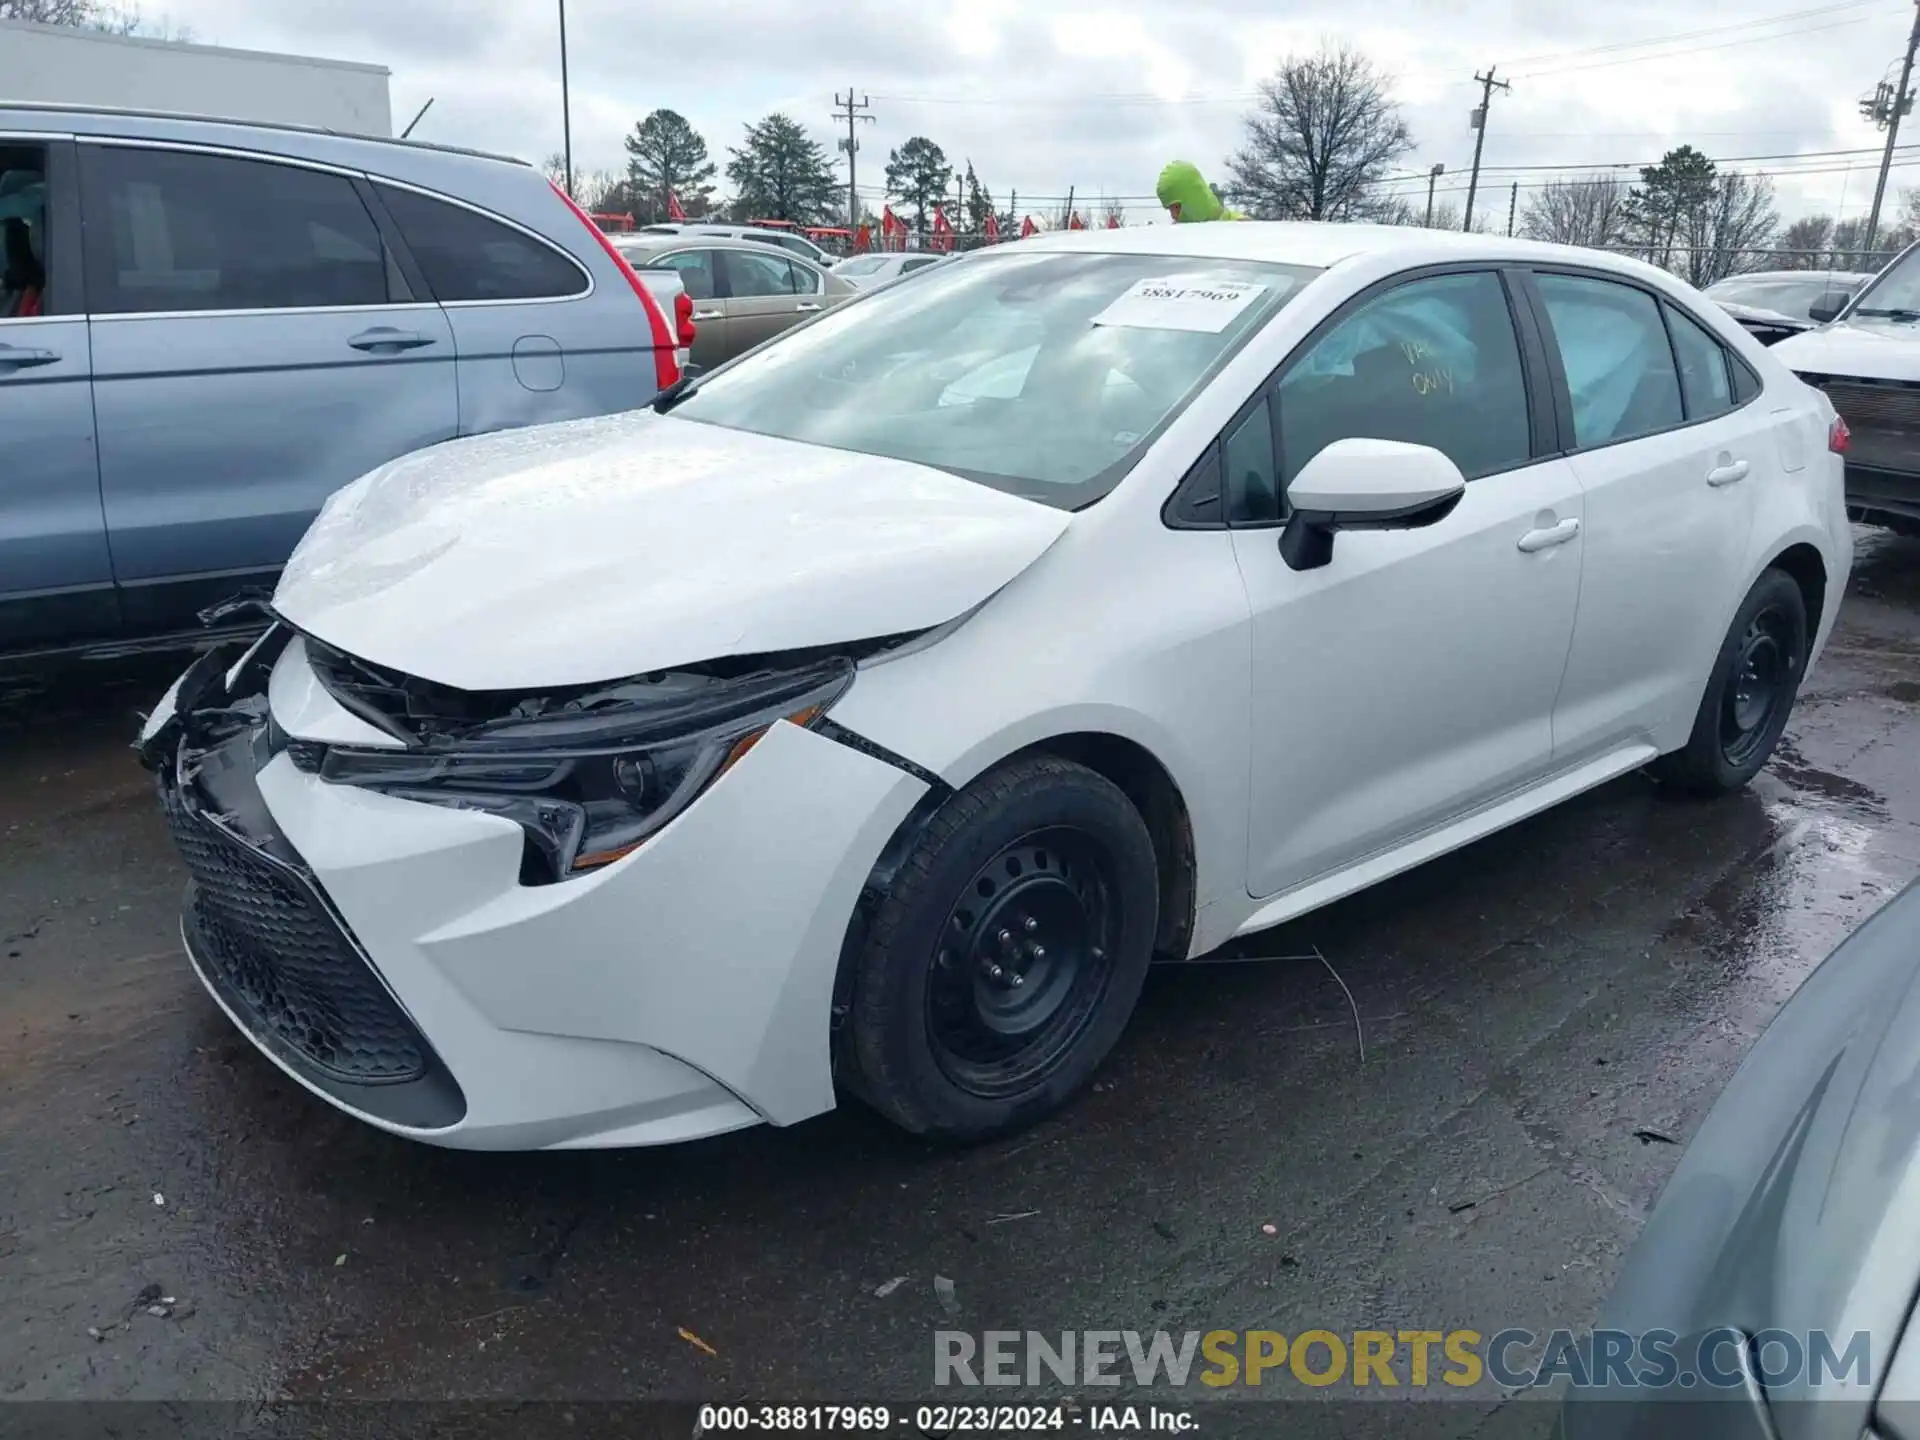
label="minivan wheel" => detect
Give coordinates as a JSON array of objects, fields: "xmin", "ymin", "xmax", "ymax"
[
  {"xmin": 841, "ymin": 755, "xmax": 1158, "ymax": 1141},
  {"xmin": 1649, "ymin": 569, "xmax": 1809, "ymax": 795}
]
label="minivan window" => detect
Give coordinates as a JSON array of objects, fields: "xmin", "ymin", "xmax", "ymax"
[
  {"xmin": 1534, "ymin": 273, "xmax": 1683, "ymax": 447},
  {"xmin": 375, "ymin": 183, "xmax": 586, "ymax": 302},
  {"xmin": 674, "ymin": 251, "xmax": 1318, "ymax": 507},
  {"xmin": 81, "ymin": 146, "xmax": 392, "ymax": 314},
  {"xmin": 1278, "ymin": 270, "xmax": 1531, "ymax": 484}
]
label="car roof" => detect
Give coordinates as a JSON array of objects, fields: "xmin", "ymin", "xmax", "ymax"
[
  {"xmin": 1008, "ymin": 220, "xmax": 1691, "ymax": 284},
  {"xmin": 0, "ymin": 99, "xmax": 523, "ymax": 165},
  {"xmin": 615, "ymin": 234, "xmax": 826, "ymax": 260},
  {"xmin": 1712, "ymin": 269, "xmax": 1875, "ymax": 285}
]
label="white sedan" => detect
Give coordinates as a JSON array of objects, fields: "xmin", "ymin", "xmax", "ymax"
[
  {"xmin": 832, "ymin": 251, "xmax": 950, "ymax": 288},
  {"xmin": 139, "ymin": 223, "xmax": 1853, "ymax": 1150}
]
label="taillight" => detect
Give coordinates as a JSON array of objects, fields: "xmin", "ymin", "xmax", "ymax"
[
  {"xmin": 548, "ymin": 179, "xmax": 679, "ymax": 390},
  {"xmin": 1829, "ymin": 415, "xmax": 1851, "ymax": 454},
  {"xmin": 674, "ymin": 290, "xmax": 696, "ymax": 348}
]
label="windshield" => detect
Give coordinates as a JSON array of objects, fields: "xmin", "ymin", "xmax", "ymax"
[
  {"xmin": 834, "ymin": 256, "xmax": 889, "ymax": 276},
  {"xmin": 670, "ymin": 250, "xmax": 1320, "ymax": 507},
  {"xmin": 1707, "ymin": 275, "xmax": 1860, "ymax": 320},
  {"xmin": 1847, "ymin": 249, "xmax": 1920, "ymax": 317}
]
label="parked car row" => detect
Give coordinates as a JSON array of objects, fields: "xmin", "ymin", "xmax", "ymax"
[
  {"xmin": 611, "ymin": 230, "xmax": 856, "ymax": 368},
  {"xmin": 0, "ymin": 103, "xmax": 689, "ymax": 659}
]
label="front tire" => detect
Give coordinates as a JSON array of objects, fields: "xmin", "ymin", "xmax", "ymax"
[
  {"xmin": 1649, "ymin": 568, "xmax": 1808, "ymax": 795},
  {"xmin": 841, "ymin": 755, "xmax": 1159, "ymax": 1141}
]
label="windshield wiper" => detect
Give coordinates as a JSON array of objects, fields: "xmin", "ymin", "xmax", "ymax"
[
  {"xmin": 652, "ymin": 373, "xmax": 701, "ymax": 413},
  {"xmin": 1852, "ymin": 307, "xmax": 1920, "ymax": 321}
]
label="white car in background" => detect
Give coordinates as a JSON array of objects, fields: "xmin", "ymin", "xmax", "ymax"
[
  {"xmin": 832, "ymin": 252, "xmax": 951, "ymax": 288},
  {"xmin": 140, "ymin": 224, "xmax": 1851, "ymax": 1151}
]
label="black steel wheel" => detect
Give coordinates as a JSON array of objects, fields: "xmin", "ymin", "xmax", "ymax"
[
  {"xmin": 1651, "ymin": 567, "xmax": 1810, "ymax": 795},
  {"xmin": 925, "ymin": 829, "xmax": 1119, "ymax": 1099},
  {"xmin": 839, "ymin": 755, "xmax": 1160, "ymax": 1141},
  {"xmin": 1720, "ymin": 604, "xmax": 1798, "ymax": 769}
]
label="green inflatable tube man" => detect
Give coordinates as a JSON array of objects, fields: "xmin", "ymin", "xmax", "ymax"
[{"xmin": 1156, "ymin": 161, "xmax": 1245, "ymax": 222}]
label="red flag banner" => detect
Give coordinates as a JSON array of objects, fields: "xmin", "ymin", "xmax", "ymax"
[
  {"xmin": 1019, "ymin": 215, "xmax": 1037, "ymax": 238},
  {"xmin": 1068, "ymin": 211, "xmax": 1085, "ymax": 230},
  {"xmin": 932, "ymin": 205, "xmax": 955, "ymax": 252},
  {"xmin": 881, "ymin": 205, "xmax": 905, "ymax": 250},
  {"xmin": 1107, "ymin": 213, "xmax": 1121, "ymax": 229},
  {"xmin": 984, "ymin": 211, "xmax": 1001, "ymax": 243},
  {"xmin": 667, "ymin": 190, "xmax": 688, "ymax": 222},
  {"xmin": 854, "ymin": 223, "xmax": 873, "ymax": 253}
]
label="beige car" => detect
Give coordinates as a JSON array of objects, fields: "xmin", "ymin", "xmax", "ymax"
[{"xmin": 612, "ymin": 234, "xmax": 855, "ymax": 370}]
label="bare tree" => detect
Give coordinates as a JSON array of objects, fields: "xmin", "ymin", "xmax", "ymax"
[
  {"xmin": 1519, "ymin": 175, "xmax": 1627, "ymax": 250},
  {"xmin": 1226, "ymin": 44, "xmax": 1413, "ymax": 221},
  {"xmin": 0, "ymin": 0, "xmax": 186, "ymax": 35},
  {"xmin": 1774, "ymin": 215, "xmax": 1833, "ymax": 269},
  {"xmin": 1680, "ymin": 171, "xmax": 1778, "ymax": 286}
]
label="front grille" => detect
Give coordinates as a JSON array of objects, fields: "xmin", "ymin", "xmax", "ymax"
[
  {"xmin": 1821, "ymin": 379, "xmax": 1920, "ymax": 433},
  {"xmin": 162, "ymin": 776, "xmax": 429, "ymax": 1085}
]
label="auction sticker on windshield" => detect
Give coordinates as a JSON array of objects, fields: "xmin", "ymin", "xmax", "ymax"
[{"xmin": 1092, "ymin": 277, "xmax": 1268, "ymax": 333}]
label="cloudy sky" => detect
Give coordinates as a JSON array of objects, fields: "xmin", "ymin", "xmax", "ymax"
[{"xmin": 143, "ymin": 0, "xmax": 1920, "ymax": 225}]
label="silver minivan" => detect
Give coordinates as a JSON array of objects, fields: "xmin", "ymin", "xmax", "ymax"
[{"xmin": 0, "ymin": 104, "xmax": 687, "ymax": 658}]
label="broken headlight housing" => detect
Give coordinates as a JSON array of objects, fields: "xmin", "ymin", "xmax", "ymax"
[{"xmin": 317, "ymin": 658, "xmax": 854, "ymax": 883}]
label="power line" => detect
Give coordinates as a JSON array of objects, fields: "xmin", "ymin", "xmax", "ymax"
[
  {"xmin": 1497, "ymin": 0, "xmax": 1890, "ymax": 69},
  {"xmin": 1512, "ymin": 12, "xmax": 1902, "ymax": 78}
]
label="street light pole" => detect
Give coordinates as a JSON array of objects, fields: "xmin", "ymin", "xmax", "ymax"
[
  {"xmin": 557, "ymin": 0, "xmax": 574, "ymax": 197},
  {"xmin": 1425, "ymin": 163, "xmax": 1444, "ymax": 227}
]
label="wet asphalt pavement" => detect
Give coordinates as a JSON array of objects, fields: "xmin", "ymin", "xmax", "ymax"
[{"xmin": 4, "ymin": 531, "xmax": 1920, "ymax": 1436}]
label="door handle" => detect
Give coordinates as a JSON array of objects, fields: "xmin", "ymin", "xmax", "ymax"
[
  {"xmin": 347, "ymin": 328, "xmax": 436, "ymax": 353},
  {"xmin": 0, "ymin": 345, "xmax": 59, "ymax": 369},
  {"xmin": 1517, "ymin": 517, "xmax": 1581, "ymax": 553},
  {"xmin": 1706, "ymin": 458, "xmax": 1751, "ymax": 487},
  {"xmin": 795, "ymin": 301, "xmax": 822, "ymax": 312},
  {"xmin": 691, "ymin": 309, "xmax": 723, "ymax": 321}
]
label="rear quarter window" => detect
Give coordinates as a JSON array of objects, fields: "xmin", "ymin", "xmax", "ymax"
[{"xmin": 375, "ymin": 183, "xmax": 587, "ymax": 302}]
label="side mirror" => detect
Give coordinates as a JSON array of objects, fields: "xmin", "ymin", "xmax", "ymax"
[
  {"xmin": 1808, "ymin": 294, "xmax": 1846, "ymax": 324},
  {"xmin": 1279, "ymin": 438, "xmax": 1467, "ymax": 572}
]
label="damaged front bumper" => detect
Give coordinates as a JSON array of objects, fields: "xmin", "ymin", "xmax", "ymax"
[{"xmin": 142, "ymin": 625, "xmax": 930, "ymax": 1150}]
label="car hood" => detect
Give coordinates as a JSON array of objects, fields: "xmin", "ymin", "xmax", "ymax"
[
  {"xmin": 1578, "ymin": 880, "xmax": 1920, "ymax": 1439},
  {"xmin": 273, "ymin": 411, "xmax": 1071, "ymax": 690},
  {"xmin": 1773, "ymin": 315, "xmax": 1920, "ymax": 381}
]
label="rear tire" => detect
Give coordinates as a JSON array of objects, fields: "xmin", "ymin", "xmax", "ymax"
[
  {"xmin": 1649, "ymin": 569, "xmax": 1808, "ymax": 796},
  {"xmin": 840, "ymin": 755, "xmax": 1158, "ymax": 1141}
]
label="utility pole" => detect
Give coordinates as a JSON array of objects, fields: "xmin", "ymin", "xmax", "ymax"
[
  {"xmin": 557, "ymin": 0, "xmax": 573, "ymax": 197},
  {"xmin": 1424, "ymin": 163, "xmax": 1444, "ymax": 227},
  {"xmin": 1864, "ymin": 1, "xmax": 1920, "ymax": 254},
  {"xmin": 1507, "ymin": 180, "xmax": 1518, "ymax": 237},
  {"xmin": 831, "ymin": 90, "xmax": 874, "ymax": 230},
  {"xmin": 1463, "ymin": 67, "xmax": 1510, "ymax": 232}
]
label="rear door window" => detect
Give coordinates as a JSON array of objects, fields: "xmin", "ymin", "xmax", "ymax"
[
  {"xmin": 81, "ymin": 145, "xmax": 394, "ymax": 313},
  {"xmin": 1277, "ymin": 270, "xmax": 1533, "ymax": 484},
  {"xmin": 721, "ymin": 248, "xmax": 799, "ymax": 298},
  {"xmin": 650, "ymin": 249, "xmax": 718, "ymax": 300},
  {"xmin": 374, "ymin": 183, "xmax": 586, "ymax": 302},
  {"xmin": 1533, "ymin": 273, "xmax": 1684, "ymax": 447}
]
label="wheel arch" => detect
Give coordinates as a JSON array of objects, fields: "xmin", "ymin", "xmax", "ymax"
[{"xmin": 829, "ymin": 727, "xmax": 1202, "ymax": 1048}]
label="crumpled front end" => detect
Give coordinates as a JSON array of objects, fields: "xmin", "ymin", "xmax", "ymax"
[{"xmin": 140, "ymin": 624, "xmax": 928, "ymax": 1150}]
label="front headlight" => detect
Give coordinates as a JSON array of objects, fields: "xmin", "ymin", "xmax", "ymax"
[{"xmin": 319, "ymin": 659, "xmax": 853, "ymax": 882}]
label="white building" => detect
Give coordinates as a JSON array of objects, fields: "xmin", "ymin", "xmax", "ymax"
[{"xmin": 0, "ymin": 19, "xmax": 392, "ymax": 135}]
